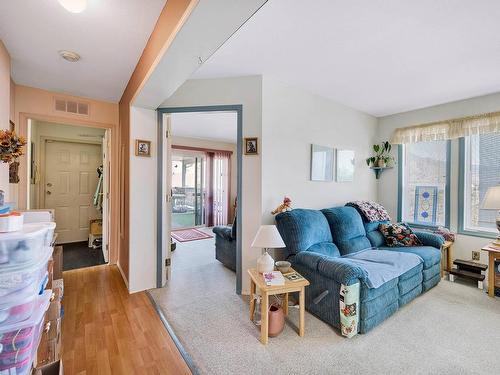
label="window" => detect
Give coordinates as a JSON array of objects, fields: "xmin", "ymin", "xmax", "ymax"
[
  {"xmin": 399, "ymin": 141, "xmax": 450, "ymax": 227},
  {"xmin": 460, "ymin": 133, "xmax": 500, "ymax": 234}
]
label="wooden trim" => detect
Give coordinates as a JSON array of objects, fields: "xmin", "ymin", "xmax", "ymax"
[{"xmin": 172, "ymin": 144, "xmax": 233, "ymax": 155}]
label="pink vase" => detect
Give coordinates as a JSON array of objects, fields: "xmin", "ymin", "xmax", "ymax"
[{"xmin": 268, "ymin": 304, "xmax": 285, "ymax": 337}]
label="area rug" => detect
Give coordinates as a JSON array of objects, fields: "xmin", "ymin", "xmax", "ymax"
[
  {"xmin": 171, "ymin": 228, "xmax": 213, "ymax": 242},
  {"xmin": 149, "ymin": 263, "xmax": 500, "ymax": 375}
]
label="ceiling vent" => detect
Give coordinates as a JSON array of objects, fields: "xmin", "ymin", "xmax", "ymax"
[{"xmin": 54, "ymin": 98, "xmax": 89, "ymax": 116}]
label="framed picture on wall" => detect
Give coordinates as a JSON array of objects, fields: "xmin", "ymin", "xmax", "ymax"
[
  {"xmin": 310, "ymin": 144, "xmax": 334, "ymax": 181},
  {"xmin": 244, "ymin": 137, "xmax": 258, "ymax": 155},
  {"xmin": 336, "ymin": 149, "xmax": 355, "ymax": 182},
  {"xmin": 135, "ymin": 139, "xmax": 151, "ymax": 157}
]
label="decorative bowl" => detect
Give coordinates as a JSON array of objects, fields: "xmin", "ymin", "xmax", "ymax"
[{"xmin": 275, "ymin": 260, "xmax": 291, "ymax": 274}]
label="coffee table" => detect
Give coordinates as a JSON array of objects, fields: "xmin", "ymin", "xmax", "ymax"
[{"xmin": 247, "ymin": 268, "xmax": 309, "ymax": 344}]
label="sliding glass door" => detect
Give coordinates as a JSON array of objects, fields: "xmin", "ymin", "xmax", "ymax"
[{"xmin": 171, "ymin": 152, "xmax": 205, "ymax": 229}]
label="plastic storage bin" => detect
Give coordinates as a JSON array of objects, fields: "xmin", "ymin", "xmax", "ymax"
[
  {"xmin": 0, "ymin": 223, "xmax": 53, "ymax": 266},
  {"xmin": 0, "ymin": 246, "xmax": 52, "ymax": 297},
  {"xmin": 0, "ymin": 271, "xmax": 49, "ymax": 325},
  {"xmin": 0, "ymin": 290, "xmax": 51, "ymax": 375}
]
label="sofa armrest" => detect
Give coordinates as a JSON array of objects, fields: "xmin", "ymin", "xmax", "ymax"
[
  {"xmin": 294, "ymin": 251, "xmax": 366, "ymax": 286},
  {"xmin": 212, "ymin": 226, "xmax": 234, "ymax": 241},
  {"xmin": 413, "ymin": 231, "xmax": 445, "ymax": 249}
]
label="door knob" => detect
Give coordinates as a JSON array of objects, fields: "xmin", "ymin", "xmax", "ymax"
[
  {"xmin": 46, "ymin": 191, "xmax": 52, "ymax": 195},
  {"xmin": 47, "ymin": 183, "xmax": 52, "ymax": 187}
]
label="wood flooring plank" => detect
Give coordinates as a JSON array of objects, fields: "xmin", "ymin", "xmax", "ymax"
[{"xmin": 62, "ymin": 265, "xmax": 191, "ymax": 375}]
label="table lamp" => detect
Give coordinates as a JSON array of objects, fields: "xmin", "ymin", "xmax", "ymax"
[
  {"xmin": 481, "ymin": 185, "xmax": 500, "ymax": 245},
  {"xmin": 251, "ymin": 225, "xmax": 286, "ymax": 273}
]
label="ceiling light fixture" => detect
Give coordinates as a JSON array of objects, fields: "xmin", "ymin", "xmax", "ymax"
[
  {"xmin": 58, "ymin": 50, "xmax": 81, "ymax": 62},
  {"xmin": 57, "ymin": 0, "xmax": 87, "ymax": 13}
]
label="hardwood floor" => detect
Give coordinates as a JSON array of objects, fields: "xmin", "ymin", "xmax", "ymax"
[{"xmin": 62, "ymin": 265, "xmax": 191, "ymax": 375}]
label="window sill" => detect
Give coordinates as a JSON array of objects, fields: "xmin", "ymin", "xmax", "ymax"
[
  {"xmin": 457, "ymin": 229, "xmax": 497, "ymax": 240},
  {"xmin": 407, "ymin": 223, "xmax": 443, "ymax": 231}
]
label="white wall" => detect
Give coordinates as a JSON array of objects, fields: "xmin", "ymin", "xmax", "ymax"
[
  {"xmin": 261, "ymin": 78, "xmax": 378, "ymax": 225},
  {"xmin": 129, "ymin": 106, "xmax": 157, "ymax": 293},
  {"xmin": 172, "ymin": 136, "xmax": 237, "ymax": 221},
  {"xmin": 377, "ymin": 92, "xmax": 500, "ymax": 286},
  {"xmin": 162, "ymin": 76, "xmax": 262, "ymax": 294}
]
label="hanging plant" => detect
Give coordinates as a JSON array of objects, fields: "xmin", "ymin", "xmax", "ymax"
[
  {"xmin": 366, "ymin": 141, "xmax": 395, "ymax": 168},
  {"xmin": 0, "ymin": 130, "xmax": 27, "ymax": 164}
]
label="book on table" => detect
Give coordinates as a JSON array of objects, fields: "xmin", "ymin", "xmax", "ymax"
[
  {"xmin": 263, "ymin": 271, "xmax": 285, "ymax": 286},
  {"xmin": 282, "ymin": 271, "xmax": 305, "ymax": 282}
]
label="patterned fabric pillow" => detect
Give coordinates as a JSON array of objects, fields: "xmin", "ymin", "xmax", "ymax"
[{"xmin": 378, "ymin": 223, "xmax": 422, "ymax": 247}]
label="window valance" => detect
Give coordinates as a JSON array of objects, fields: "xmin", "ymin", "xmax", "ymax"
[{"xmin": 390, "ymin": 111, "xmax": 500, "ymax": 144}]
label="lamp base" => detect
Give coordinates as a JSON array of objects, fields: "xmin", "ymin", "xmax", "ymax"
[{"xmin": 257, "ymin": 251, "xmax": 275, "ymax": 274}]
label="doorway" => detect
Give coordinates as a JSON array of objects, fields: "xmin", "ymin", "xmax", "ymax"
[
  {"xmin": 27, "ymin": 119, "xmax": 111, "ymax": 270},
  {"xmin": 171, "ymin": 150, "xmax": 206, "ymax": 229},
  {"xmin": 156, "ymin": 106, "xmax": 243, "ymax": 294}
]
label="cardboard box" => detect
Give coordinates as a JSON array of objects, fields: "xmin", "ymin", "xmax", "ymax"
[
  {"xmin": 34, "ymin": 360, "xmax": 63, "ymax": 375},
  {"xmin": 46, "ymin": 257, "xmax": 54, "ymax": 290},
  {"xmin": 90, "ymin": 219, "xmax": 102, "ymax": 235},
  {"xmin": 53, "ymin": 246, "xmax": 63, "ymax": 280}
]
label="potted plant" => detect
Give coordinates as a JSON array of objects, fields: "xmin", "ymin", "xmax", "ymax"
[
  {"xmin": 0, "ymin": 130, "xmax": 27, "ymax": 184},
  {"xmin": 366, "ymin": 141, "xmax": 394, "ymax": 168}
]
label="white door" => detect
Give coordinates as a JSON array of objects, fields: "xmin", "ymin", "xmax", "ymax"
[
  {"xmin": 101, "ymin": 131, "xmax": 110, "ymax": 262},
  {"xmin": 162, "ymin": 114, "xmax": 173, "ymax": 284},
  {"xmin": 44, "ymin": 140, "xmax": 102, "ymax": 243}
]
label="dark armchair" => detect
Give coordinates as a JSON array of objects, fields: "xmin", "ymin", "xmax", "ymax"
[{"xmin": 212, "ymin": 217, "xmax": 237, "ymax": 271}]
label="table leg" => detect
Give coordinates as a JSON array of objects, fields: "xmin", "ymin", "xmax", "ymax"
[
  {"xmin": 260, "ymin": 292, "xmax": 269, "ymax": 344},
  {"xmin": 489, "ymin": 253, "xmax": 495, "ymax": 297},
  {"xmin": 299, "ymin": 287, "xmax": 305, "ymax": 337},
  {"xmin": 283, "ymin": 293, "xmax": 289, "ymax": 316},
  {"xmin": 249, "ymin": 280, "xmax": 256, "ymax": 321},
  {"xmin": 447, "ymin": 244, "xmax": 453, "ymax": 272}
]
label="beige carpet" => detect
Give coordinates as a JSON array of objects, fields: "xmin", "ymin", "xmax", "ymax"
[{"xmin": 149, "ymin": 234, "xmax": 500, "ymax": 375}]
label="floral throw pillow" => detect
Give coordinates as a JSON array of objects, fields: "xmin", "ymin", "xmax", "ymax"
[{"xmin": 378, "ymin": 223, "xmax": 422, "ymax": 247}]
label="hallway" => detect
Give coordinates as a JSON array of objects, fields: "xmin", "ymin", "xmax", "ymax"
[{"xmin": 62, "ymin": 265, "xmax": 191, "ymax": 374}]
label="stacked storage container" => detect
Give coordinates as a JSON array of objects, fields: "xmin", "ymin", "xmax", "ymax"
[{"xmin": 0, "ymin": 212, "xmax": 56, "ymax": 375}]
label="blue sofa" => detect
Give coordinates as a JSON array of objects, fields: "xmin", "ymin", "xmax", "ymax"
[{"xmin": 275, "ymin": 206, "xmax": 444, "ymax": 334}]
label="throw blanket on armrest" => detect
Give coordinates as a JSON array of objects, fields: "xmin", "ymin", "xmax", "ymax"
[
  {"xmin": 346, "ymin": 200, "xmax": 391, "ymax": 222},
  {"xmin": 340, "ymin": 282, "xmax": 360, "ymax": 338}
]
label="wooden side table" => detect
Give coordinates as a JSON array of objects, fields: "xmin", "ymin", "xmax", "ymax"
[
  {"xmin": 247, "ymin": 268, "xmax": 309, "ymax": 345},
  {"xmin": 481, "ymin": 244, "xmax": 500, "ymax": 297},
  {"xmin": 441, "ymin": 241, "xmax": 453, "ymax": 278}
]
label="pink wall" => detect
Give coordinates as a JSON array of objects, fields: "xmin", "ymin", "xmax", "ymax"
[{"xmin": 0, "ymin": 41, "xmax": 11, "ymax": 199}]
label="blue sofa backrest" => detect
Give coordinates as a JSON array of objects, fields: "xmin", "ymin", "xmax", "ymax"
[
  {"xmin": 364, "ymin": 220, "xmax": 390, "ymax": 248},
  {"xmin": 321, "ymin": 206, "xmax": 372, "ymax": 255},
  {"xmin": 275, "ymin": 209, "xmax": 339, "ymax": 257}
]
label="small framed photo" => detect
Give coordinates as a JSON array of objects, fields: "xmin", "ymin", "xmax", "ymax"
[
  {"xmin": 244, "ymin": 137, "xmax": 258, "ymax": 155},
  {"xmin": 135, "ymin": 139, "xmax": 151, "ymax": 157}
]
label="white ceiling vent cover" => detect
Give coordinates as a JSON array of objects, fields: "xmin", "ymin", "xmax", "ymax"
[{"xmin": 54, "ymin": 98, "xmax": 90, "ymax": 116}]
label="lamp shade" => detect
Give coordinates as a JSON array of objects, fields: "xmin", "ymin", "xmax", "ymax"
[
  {"xmin": 481, "ymin": 186, "xmax": 500, "ymax": 209},
  {"xmin": 251, "ymin": 225, "xmax": 286, "ymax": 249}
]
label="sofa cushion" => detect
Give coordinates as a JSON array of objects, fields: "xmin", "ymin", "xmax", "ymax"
[
  {"xmin": 321, "ymin": 207, "xmax": 371, "ymax": 255},
  {"xmin": 378, "ymin": 223, "xmax": 423, "ymax": 247},
  {"xmin": 276, "ymin": 209, "xmax": 332, "ymax": 255},
  {"xmin": 364, "ymin": 220, "xmax": 389, "ymax": 248},
  {"xmin": 380, "ymin": 246, "xmax": 441, "ymax": 269}
]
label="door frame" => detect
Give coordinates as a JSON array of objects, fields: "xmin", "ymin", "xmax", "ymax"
[
  {"xmin": 156, "ymin": 105, "xmax": 243, "ymax": 294},
  {"xmin": 20, "ymin": 113, "xmax": 118, "ymax": 265}
]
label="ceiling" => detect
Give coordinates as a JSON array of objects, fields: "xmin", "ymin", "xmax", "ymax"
[
  {"xmin": 0, "ymin": 0, "xmax": 166, "ymax": 102},
  {"xmin": 193, "ymin": 0, "xmax": 500, "ymax": 117},
  {"xmin": 171, "ymin": 111, "xmax": 237, "ymax": 143}
]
